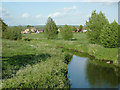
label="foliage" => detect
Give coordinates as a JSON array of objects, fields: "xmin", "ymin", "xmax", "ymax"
[
  {"xmin": 79, "ymin": 25, "xmax": 83, "ymax": 30},
  {"xmin": 3, "ymin": 26, "xmax": 22, "ymax": 40},
  {"xmin": 0, "ymin": 18, "xmax": 8, "ymax": 32},
  {"xmin": 27, "ymin": 25, "xmax": 34, "ymax": 28},
  {"xmin": 61, "ymin": 25, "xmax": 73, "ymax": 40},
  {"xmin": 23, "ymin": 33, "xmax": 118, "ymax": 64},
  {"xmin": 86, "ymin": 10, "xmax": 109, "ymax": 44},
  {"xmin": 44, "ymin": 17, "xmax": 58, "ymax": 39},
  {"xmin": 100, "ymin": 21, "xmax": 118, "ymax": 48},
  {"xmin": 1, "ymin": 18, "xmax": 8, "ymax": 38},
  {"xmin": 72, "ymin": 26, "xmax": 77, "ymax": 32},
  {"xmin": 58, "ymin": 26, "xmax": 62, "ymax": 29},
  {"xmin": 2, "ymin": 39, "xmax": 69, "ymax": 88}
]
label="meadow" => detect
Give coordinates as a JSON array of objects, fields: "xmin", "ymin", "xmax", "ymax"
[
  {"xmin": 23, "ymin": 33, "xmax": 118, "ymax": 64},
  {"xmin": 2, "ymin": 32, "xmax": 118, "ymax": 88}
]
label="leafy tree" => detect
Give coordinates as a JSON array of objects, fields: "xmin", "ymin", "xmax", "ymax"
[
  {"xmin": 3, "ymin": 26, "xmax": 22, "ymax": 40},
  {"xmin": 61, "ymin": 25, "xmax": 73, "ymax": 40},
  {"xmin": 58, "ymin": 26, "xmax": 62, "ymax": 29},
  {"xmin": 44, "ymin": 17, "xmax": 58, "ymax": 39},
  {"xmin": 27, "ymin": 25, "xmax": 32, "ymax": 28},
  {"xmin": 79, "ymin": 25, "xmax": 83, "ymax": 30},
  {"xmin": 86, "ymin": 10, "xmax": 109, "ymax": 44},
  {"xmin": 0, "ymin": 18, "xmax": 8, "ymax": 38},
  {"xmin": 72, "ymin": 26, "xmax": 77, "ymax": 32},
  {"xmin": 100, "ymin": 20, "xmax": 118, "ymax": 48}
]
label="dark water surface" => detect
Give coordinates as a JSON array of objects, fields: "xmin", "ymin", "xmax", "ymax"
[{"xmin": 67, "ymin": 55, "xmax": 120, "ymax": 88}]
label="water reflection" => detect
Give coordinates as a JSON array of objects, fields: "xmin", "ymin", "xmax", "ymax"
[
  {"xmin": 86, "ymin": 59, "xmax": 120, "ymax": 88},
  {"xmin": 68, "ymin": 55, "xmax": 120, "ymax": 88}
]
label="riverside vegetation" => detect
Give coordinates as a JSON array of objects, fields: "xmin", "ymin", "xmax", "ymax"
[{"xmin": 1, "ymin": 10, "xmax": 119, "ymax": 88}]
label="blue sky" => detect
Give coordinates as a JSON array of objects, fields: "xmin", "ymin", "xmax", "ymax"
[{"xmin": 1, "ymin": 2, "xmax": 118, "ymax": 26}]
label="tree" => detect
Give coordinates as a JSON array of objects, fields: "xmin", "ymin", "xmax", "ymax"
[
  {"xmin": 1, "ymin": 18, "xmax": 8, "ymax": 38},
  {"xmin": 72, "ymin": 26, "xmax": 77, "ymax": 32},
  {"xmin": 86, "ymin": 10, "xmax": 109, "ymax": 44},
  {"xmin": 79, "ymin": 25, "xmax": 83, "ymax": 30},
  {"xmin": 61, "ymin": 25, "xmax": 73, "ymax": 40},
  {"xmin": 2, "ymin": 25, "xmax": 22, "ymax": 40},
  {"xmin": 27, "ymin": 25, "xmax": 32, "ymax": 28},
  {"xmin": 100, "ymin": 20, "xmax": 118, "ymax": 48},
  {"xmin": 44, "ymin": 17, "xmax": 58, "ymax": 39},
  {"xmin": 58, "ymin": 26, "xmax": 62, "ymax": 29}
]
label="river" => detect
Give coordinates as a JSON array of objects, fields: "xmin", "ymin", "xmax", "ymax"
[{"xmin": 67, "ymin": 55, "xmax": 120, "ymax": 88}]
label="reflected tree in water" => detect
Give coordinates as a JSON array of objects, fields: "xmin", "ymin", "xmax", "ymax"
[{"xmin": 85, "ymin": 59, "xmax": 120, "ymax": 88}]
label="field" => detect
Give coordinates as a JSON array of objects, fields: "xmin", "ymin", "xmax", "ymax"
[
  {"xmin": 2, "ymin": 32, "xmax": 118, "ymax": 88},
  {"xmin": 23, "ymin": 33, "xmax": 118, "ymax": 63}
]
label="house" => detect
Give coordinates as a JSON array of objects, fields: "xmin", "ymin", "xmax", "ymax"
[
  {"xmin": 77, "ymin": 28, "xmax": 82, "ymax": 32},
  {"xmin": 58, "ymin": 28, "xmax": 60, "ymax": 32},
  {"xmin": 21, "ymin": 27, "xmax": 38, "ymax": 34},
  {"xmin": 21, "ymin": 29, "xmax": 30, "ymax": 34},
  {"xmin": 31, "ymin": 27, "xmax": 37, "ymax": 33},
  {"xmin": 82, "ymin": 27, "xmax": 87, "ymax": 32},
  {"xmin": 36, "ymin": 30, "xmax": 40, "ymax": 33},
  {"xmin": 38, "ymin": 29, "xmax": 44, "ymax": 33},
  {"xmin": 82, "ymin": 30, "xmax": 87, "ymax": 32}
]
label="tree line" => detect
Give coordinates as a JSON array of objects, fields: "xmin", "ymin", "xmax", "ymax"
[{"xmin": 1, "ymin": 10, "xmax": 119, "ymax": 48}]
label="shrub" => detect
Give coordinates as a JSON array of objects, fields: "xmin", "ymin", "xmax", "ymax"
[
  {"xmin": 44, "ymin": 17, "xmax": 58, "ymax": 39},
  {"xmin": 100, "ymin": 21, "xmax": 118, "ymax": 48},
  {"xmin": 61, "ymin": 25, "xmax": 73, "ymax": 40},
  {"xmin": 86, "ymin": 10, "xmax": 109, "ymax": 44},
  {"xmin": 1, "ymin": 18, "xmax": 8, "ymax": 38},
  {"xmin": 72, "ymin": 26, "xmax": 77, "ymax": 32},
  {"xmin": 79, "ymin": 25, "xmax": 83, "ymax": 30},
  {"xmin": 3, "ymin": 26, "xmax": 22, "ymax": 40}
]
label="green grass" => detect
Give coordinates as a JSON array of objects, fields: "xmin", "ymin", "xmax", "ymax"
[
  {"xmin": 2, "ymin": 32, "xmax": 119, "ymax": 88},
  {"xmin": 22, "ymin": 32, "xmax": 118, "ymax": 64},
  {"xmin": 2, "ymin": 39, "xmax": 70, "ymax": 88}
]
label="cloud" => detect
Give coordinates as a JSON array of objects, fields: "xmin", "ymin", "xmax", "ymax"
[
  {"xmin": 22, "ymin": 13, "xmax": 30, "ymax": 18},
  {"xmin": 63, "ymin": 6, "xmax": 77, "ymax": 11},
  {"xmin": 48, "ymin": 6, "xmax": 77, "ymax": 18},
  {"xmin": 0, "ymin": 6, "xmax": 10, "ymax": 18},
  {"xmin": 48, "ymin": 12, "xmax": 62, "ymax": 18},
  {"xmin": 35, "ymin": 14, "xmax": 47, "ymax": 18},
  {"xmin": 35, "ymin": 14, "xmax": 42, "ymax": 18}
]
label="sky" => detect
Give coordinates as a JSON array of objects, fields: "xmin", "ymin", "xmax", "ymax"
[{"xmin": 0, "ymin": 1, "xmax": 119, "ymax": 26}]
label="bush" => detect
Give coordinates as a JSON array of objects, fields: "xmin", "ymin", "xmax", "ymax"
[
  {"xmin": 61, "ymin": 25, "xmax": 73, "ymax": 40},
  {"xmin": 44, "ymin": 17, "xmax": 58, "ymax": 39},
  {"xmin": 72, "ymin": 26, "xmax": 77, "ymax": 32},
  {"xmin": 1, "ymin": 18, "xmax": 8, "ymax": 38},
  {"xmin": 79, "ymin": 25, "xmax": 83, "ymax": 30},
  {"xmin": 100, "ymin": 21, "xmax": 118, "ymax": 48},
  {"xmin": 86, "ymin": 10, "xmax": 109, "ymax": 44},
  {"xmin": 3, "ymin": 26, "xmax": 22, "ymax": 40}
]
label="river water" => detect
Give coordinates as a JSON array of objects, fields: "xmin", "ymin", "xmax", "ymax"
[{"xmin": 67, "ymin": 55, "xmax": 120, "ymax": 88}]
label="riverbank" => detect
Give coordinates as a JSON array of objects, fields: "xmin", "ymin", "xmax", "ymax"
[
  {"xmin": 23, "ymin": 33, "xmax": 118, "ymax": 65},
  {"xmin": 2, "ymin": 32, "xmax": 119, "ymax": 88}
]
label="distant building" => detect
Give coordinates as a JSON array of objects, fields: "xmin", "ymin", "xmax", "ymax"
[
  {"xmin": 31, "ymin": 27, "xmax": 37, "ymax": 33},
  {"xmin": 77, "ymin": 28, "xmax": 82, "ymax": 32},
  {"xmin": 58, "ymin": 28, "xmax": 60, "ymax": 32},
  {"xmin": 36, "ymin": 30, "xmax": 40, "ymax": 33},
  {"xmin": 72, "ymin": 31, "xmax": 75, "ymax": 32},
  {"xmin": 38, "ymin": 29, "xmax": 44, "ymax": 33}
]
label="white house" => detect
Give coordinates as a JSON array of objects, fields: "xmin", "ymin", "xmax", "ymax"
[{"xmin": 82, "ymin": 30, "xmax": 87, "ymax": 32}]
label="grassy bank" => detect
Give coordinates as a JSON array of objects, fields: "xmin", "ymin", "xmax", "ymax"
[
  {"xmin": 2, "ymin": 39, "xmax": 70, "ymax": 88},
  {"xmin": 2, "ymin": 32, "xmax": 119, "ymax": 88},
  {"xmin": 23, "ymin": 33, "xmax": 118, "ymax": 64}
]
